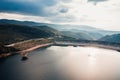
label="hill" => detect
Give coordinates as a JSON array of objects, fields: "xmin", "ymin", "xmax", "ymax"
[
  {"xmin": 99, "ymin": 34, "xmax": 120, "ymax": 43},
  {"xmin": 61, "ymin": 30, "xmax": 103, "ymax": 40},
  {"xmin": 48, "ymin": 24, "xmax": 120, "ymax": 36},
  {"xmin": 61, "ymin": 31, "xmax": 94, "ymax": 40},
  {"xmin": 0, "ymin": 19, "xmax": 120, "ymax": 41},
  {"xmin": 0, "ymin": 24, "xmax": 58, "ymax": 44}
]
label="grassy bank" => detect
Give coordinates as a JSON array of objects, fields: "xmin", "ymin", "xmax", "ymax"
[{"xmin": 0, "ymin": 38, "xmax": 53, "ymax": 58}]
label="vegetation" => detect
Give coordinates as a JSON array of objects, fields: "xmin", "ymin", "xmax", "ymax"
[
  {"xmin": 0, "ymin": 43, "xmax": 18, "ymax": 54},
  {"xmin": 12, "ymin": 38, "xmax": 53, "ymax": 50},
  {"xmin": 0, "ymin": 19, "xmax": 120, "ymax": 57},
  {"xmin": 0, "ymin": 24, "xmax": 58, "ymax": 45},
  {"xmin": 99, "ymin": 34, "xmax": 120, "ymax": 43}
]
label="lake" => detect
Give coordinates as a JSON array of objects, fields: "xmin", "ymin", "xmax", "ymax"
[{"xmin": 0, "ymin": 46, "xmax": 120, "ymax": 80}]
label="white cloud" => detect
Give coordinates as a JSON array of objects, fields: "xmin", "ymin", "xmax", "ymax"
[
  {"xmin": 53, "ymin": 0, "xmax": 120, "ymax": 31},
  {"xmin": 0, "ymin": 13, "xmax": 51, "ymax": 23},
  {"xmin": 0, "ymin": 0, "xmax": 120, "ymax": 31}
]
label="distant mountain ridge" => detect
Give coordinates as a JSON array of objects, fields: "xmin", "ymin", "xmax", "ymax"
[
  {"xmin": 99, "ymin": 34, "xmax": 120, "ymax": 43},
  {"xmin": 0, "ymin": 19, "xmax": 120, "ymax": 41},
  {"xmin": 0, "ymin": 19, "xmax": 46, "ymax": 26},
  {"xmin": 61, "ymin": 31, "xmax": 98, "ymax": 40},
  {"xmin": 49, "ymin": 24, "xmax": 120, "ymax": 36},
  {"xmin": 1, "ymin": 19, "xmax": 119, "ymax": 34}
]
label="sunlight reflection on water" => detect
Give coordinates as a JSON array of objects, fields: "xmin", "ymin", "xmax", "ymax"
[
  {"xmin": 48, "ymin": 46, "xmax": 120, "ymax": 80},
  {"xmin": 1, "ymin": 46, "xmax": 120, "ymax": 80}
]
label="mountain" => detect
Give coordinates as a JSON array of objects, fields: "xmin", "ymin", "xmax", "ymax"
[
  {"xmin": 61, "ymin": 30, "xmax": 103, "ymax": 40},
  {"xmin": 0, "ymin": 24, "xmax": 58, "ymax": 44},
  {"xmin": 99, "ymin": 34, "xmax": 120, "ymax": 43},
  {"xmin": 1, "ymin": 19, "xmax": 120, "ymax": 35},
  {"xmin": 48, "ymin": 24, "xmax": 120, "ymax": 36},
  {"xmin": 49, "ymin": 24, "xmax": 120, "ymax": 40},
  {"xmin": 0, "ymin": 19, "xmax": 120, "ymax": 41},
  {"xmin": 61, "ymin": 31, "xmax": 94, "ymax": 40},
  {"xmin": 0, "ymin": 19, "xmax": 46, "ymax": 26}
]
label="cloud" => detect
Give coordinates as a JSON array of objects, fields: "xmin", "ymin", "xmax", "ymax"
[
  {"xmin": 0, "ymin": 13, "xmax": 51, "ymax": 23},
  {"xmin": 0, "ymin": 0, "xmax": 59, "ymax": 16},
  {"xmin": 88, "ymin": 0, "xmax": 108, "ymax": 2},
  {"xmin": 0, "ymin": 0, "xmax": 120, "ymax": 31},
  {"xmin": 59, "ymin": 6, "xmax": 69, "ymax": 13},
  {"xmin": 88, "ymin": 0, "xmax": 108, "ymax": 5}
]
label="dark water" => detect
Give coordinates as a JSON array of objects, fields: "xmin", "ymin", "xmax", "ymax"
[{"xmin": 0, "ymin": 46, "xmax": 120, "ymax": 80}]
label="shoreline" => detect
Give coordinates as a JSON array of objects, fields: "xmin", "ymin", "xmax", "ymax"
[
  {"xmin": 0, "ymin": 43, "xmax": 53, "ymax": 58},
  {"xmin": 0, "ymin": 42, "xmax": 120, "ymax": 58},
  {"xmin": 54, "ymin": 42, "xmax": 120, "ymax": 51},
  {"xmin": 20, "ymin": 43, "xmax": 53, "ymax": 57}
]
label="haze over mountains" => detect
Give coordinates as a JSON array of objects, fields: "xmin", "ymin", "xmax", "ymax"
[
  {"xmin": 0, "ymin": 19, "xmax": 120, "ymax": 44},
  {"xmin": 100, "ymin": 34, "xmax": 120, "ymax": 43}
]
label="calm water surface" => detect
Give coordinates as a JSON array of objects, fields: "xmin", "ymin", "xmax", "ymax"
[{"xmin": 0, "ymin": 46, "xmax": 120, "ymax": 80}]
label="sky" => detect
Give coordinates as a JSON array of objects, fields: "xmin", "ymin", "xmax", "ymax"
[{"xmin": 0, "ymin": 0, "xmax": 120, "ymax": 31}]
